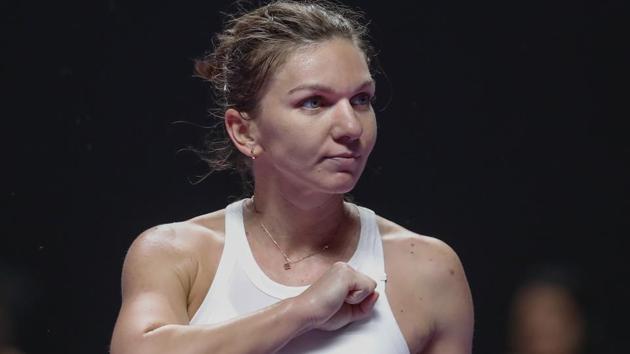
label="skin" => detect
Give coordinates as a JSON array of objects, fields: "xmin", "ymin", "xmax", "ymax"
[
  {"xmin": 509, "ymin": 284, "xmax": 584, "ymax": 354},
  {"xmin": 111, "ymin": 37, "xmax": 473, "ymax": 354}
]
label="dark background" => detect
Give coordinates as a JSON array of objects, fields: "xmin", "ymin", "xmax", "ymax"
[{"xmin": 3, "ymin": 0, "xmax": 628, "ymax": 353}]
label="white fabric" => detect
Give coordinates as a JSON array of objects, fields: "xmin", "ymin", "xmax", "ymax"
[{"xmin": 190, "ymin": 199, "xmax": 410, "ymax": 354}]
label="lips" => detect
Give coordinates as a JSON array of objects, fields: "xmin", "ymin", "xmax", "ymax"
[
  {"xmin": 327, "ymin": 152, "xmax": 361, "ymax": 159},
  {"xmin": 325, "ymin": 153, "xmax": 361, "ymax": 169}
]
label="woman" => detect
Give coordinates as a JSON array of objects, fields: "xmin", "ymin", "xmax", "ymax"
[
  {"xmin": 111, "ymin": 1, "xmax": 473, "ymax": 353},
  {"xmin": 508, "ymin": 267, "xmax": 587, "ymax": 354}
]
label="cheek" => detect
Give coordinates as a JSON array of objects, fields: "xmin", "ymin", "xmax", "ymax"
[
  {"xmin": 363, "ymin": 115, "xmax": 378, "ymax": 150},
  {"xmin": 262, "ymin": 122, "xmax": 321, "ymax": 160}
]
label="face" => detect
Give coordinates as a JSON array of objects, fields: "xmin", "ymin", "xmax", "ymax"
[
  {"xmin": 252, "ymin": 37, "xmax": 377, "ymax": 194},
  {"xmin": 511, "ymin": 285, "xmax": 584, "ymax": 354}
]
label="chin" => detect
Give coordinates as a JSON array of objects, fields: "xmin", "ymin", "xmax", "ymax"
[{"xmin": 319, "ymin": 172, "xmax": 361, "ymax": 194}]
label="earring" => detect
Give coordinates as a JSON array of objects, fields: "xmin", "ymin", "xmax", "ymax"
[{"xmin": 250, "ymin": 146, "xmax": 256, "ymax": 160}]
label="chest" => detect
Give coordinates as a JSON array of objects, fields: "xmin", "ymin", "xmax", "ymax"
[
  {"xmin": 190, "ymin": 261, "xmax": 412, "ymax": 354},
  {"xmin": 186, "ymin": 232, "xmax": 435, "ymax": 354}
]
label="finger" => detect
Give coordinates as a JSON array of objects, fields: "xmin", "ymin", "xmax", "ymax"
[
  {"xmin": 351, "ymin": 291, "xmax": 380, "ymax": 321},
  {"xmin": 345, "ymin": 274, "xmax": 377, "ymax": 305},
  {"xmin": 345, "ymin": 289, "xmax": 370, "ymax": 305}
]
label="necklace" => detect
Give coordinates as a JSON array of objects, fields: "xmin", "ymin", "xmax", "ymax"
[
  {"xmin": 249, "ymin": 196, "xmax": 348, "ymax": 270},
  {"xmin": 259, "ymin": 221, "xmax": 329, "ymax": 270}
]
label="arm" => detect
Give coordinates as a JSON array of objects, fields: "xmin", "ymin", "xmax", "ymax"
[
  {"xmin": 110, "ymin": 224, "xmax": 379, "ymax": 354},
  {"xmin": 422, "ymin": 240, "xmax": 474, "ymax": 354},
  {"xmin": 110, "ymin": 224, "xmax": 311, "ymax": 354}
]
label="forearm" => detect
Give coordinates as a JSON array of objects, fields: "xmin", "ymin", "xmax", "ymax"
[{"xmin": 112, "ymin": 297, "xmax": 312, "ymax": 354}]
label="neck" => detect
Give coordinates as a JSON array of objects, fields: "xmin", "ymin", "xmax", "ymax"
[{"xmin": 246, "ymin": 186, "xmax": 350, "ymax": 256}]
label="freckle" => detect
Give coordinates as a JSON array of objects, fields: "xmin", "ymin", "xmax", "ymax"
[
  {"xmin": 418, "ymin": 297, "xmax": 423, "ymax": 301},
  {"xmin": 429, "ymin": 258, "xmax": 433, "ymax": 262},
  {"xmin": 449, "ymin": 269, "xmax": 455, "ymax": 275},
  {"xmin": 400, "ymin": 309, "xmax": 404, "ymax": 313},
  {"xmin": 411, "ymin": 243, "xmax": 415, "ymax": 247},
  {"xmin": 410, "ymin": 250, "xmax": 414, "ymax": 254}
]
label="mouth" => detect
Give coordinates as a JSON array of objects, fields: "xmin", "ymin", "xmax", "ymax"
[
  {"xmin": 324, "ymin": 153, "xmax": 362, "ymax": 169},
  {"xmin": 327, "ymin": 152, "xmax": 361, "ymax": 159}
]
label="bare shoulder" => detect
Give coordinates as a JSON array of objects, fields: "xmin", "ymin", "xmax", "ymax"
[
  {"xmin": 112, "ymin": 209, "xmax": 230, "ymax": 347},
  {"xmin": 122, "ymin": 209, "xmax": 228, "ymax": 300},
  {"xmin": 127, "ymin": 209, "xmax": 226, "ymax": 264},
  {"xmin": 376, "ymin": 215, "xmax": 465, "ymax": 281},
  {"xmin": 377, "ymin": 214, "xmax": 474, "ymax": 353}
]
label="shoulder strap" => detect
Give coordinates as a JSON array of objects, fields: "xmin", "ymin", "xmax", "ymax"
[
  {"xmin": 355, "ymin": 205, "xmax": 388, "ymax": 282},
  {"xmin": 188, "ymin": 200, "xmax": 243, "ymax": 324}
]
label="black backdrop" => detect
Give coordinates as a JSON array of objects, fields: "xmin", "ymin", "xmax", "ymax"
[{"xmin": 3, "ymin": 0, "xmax": 628, "ymax": 353}]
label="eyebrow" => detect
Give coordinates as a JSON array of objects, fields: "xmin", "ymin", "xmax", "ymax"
[{"xmin": 287, "ymin": 79, "xmax": 375, "ymax": 95}]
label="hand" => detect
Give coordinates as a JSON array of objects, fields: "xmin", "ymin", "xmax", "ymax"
[{"xmin": 295, "ymin": 262, "xmax": 379, "ymax": 331}]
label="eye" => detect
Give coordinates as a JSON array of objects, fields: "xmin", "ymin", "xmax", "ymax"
[
  {"xmin": 350, "ymin": 93, "xmax": 374, "ymax": 107},
  {"xmin": 300, "ymin": 96, "xmax": 324, "ymax": 109}
]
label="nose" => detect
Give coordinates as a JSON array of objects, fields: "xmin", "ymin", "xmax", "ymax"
[{"xmin": 331, "ymin": 99, "xmax": 363, "ymax": 143}]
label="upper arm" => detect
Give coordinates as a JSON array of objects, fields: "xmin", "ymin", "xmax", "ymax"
[
  {"xmin": 111, "ymin": 224, "xmax": 207, "ymax": 351},
  {"xmin": 378, "ymin": 216, "xmax": 474, "ymax": 354},
  {"xmin": 422, "ymin": 239, "xmax": 474, "ymax": 354}
]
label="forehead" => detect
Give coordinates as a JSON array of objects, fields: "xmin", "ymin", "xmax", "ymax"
[
  {"xmin": 515, "ymin": 285, "xmax": 577, "ymax": 312},
  {"xmin": 268, "ymin": 38, "xmax": 372, "ymax": 94}
]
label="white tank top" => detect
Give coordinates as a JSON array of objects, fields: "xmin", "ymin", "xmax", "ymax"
[{"xmin": 189, "ymin": 200, "xmax": 410, "ymax": 354}]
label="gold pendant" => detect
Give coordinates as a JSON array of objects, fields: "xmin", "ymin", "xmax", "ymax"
[{"xmin": 284, "ymin": 262, "xmax": 291, "ymax": 270}]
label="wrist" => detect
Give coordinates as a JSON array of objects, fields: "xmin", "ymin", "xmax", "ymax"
[{"xmin": 282, "ymin": 295, "xmax": 317, "ymax": 335}]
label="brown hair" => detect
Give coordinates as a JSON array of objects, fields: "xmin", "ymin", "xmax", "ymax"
[{"xmin": 193, "ymin": 0, "xmax": 375, "ymax": 186}]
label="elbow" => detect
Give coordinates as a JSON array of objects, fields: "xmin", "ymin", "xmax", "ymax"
[
  {"xmin": 112, "ymin": 323, "xmax": 224, "ymax": 354},
  {"xmin": 114, "ymin": 324, "xmax": 216, "ymax": 354},
  {"xmin": 110, "ymin": 334, "xmax": 144, "ymax": 354},
  {"xmin": 110, "ymin": 336, "xmax": 165, "ymax": 354},
  {"xmin": 110, "ymin": 326, "xmax": 164, "ymax": 354}
]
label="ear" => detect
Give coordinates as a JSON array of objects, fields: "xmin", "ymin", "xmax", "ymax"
[{"xmin": 225, "ymin": 108, "xmax": 258, "ymax": 158}]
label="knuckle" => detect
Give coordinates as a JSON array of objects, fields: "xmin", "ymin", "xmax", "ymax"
[
  {"xmin": 332, "ymin": 261, "xmax": 348, "ymax": 269},
  {"xmin": 330, "ymin": 262, "xmax": 354, "ymax": 283},
  {"xmin": 332, "ymin": 261, "xmax": 352, "ymax": 273}
]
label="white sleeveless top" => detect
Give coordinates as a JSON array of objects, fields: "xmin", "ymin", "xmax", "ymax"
[{"xmin": 190, "ymin": 200, "xmax": 410, "ymax": 354}]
